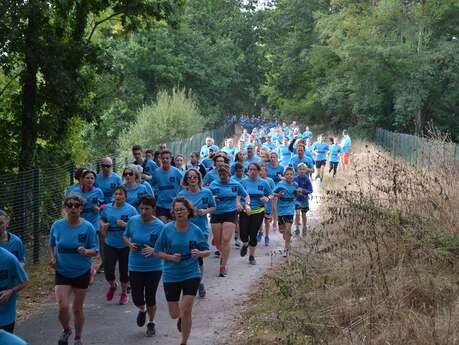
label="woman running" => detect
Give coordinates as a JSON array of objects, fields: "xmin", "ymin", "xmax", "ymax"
[
  {"xmin": 293, "ymin": 163, "xmax": 313, "ymax": 237},
  {"xmin": 178, "ymin": 169, "xmax": 216, "ymax": 298},
  {"xmin": 99, "ymin": 186, "xmax": 138, "ymax": 305},
  {"xmin": 273, "ymin": 167, "xmax": 300, "ymax": 257},
  {"xmin": 209, "ymin": 165, "xmax": 249, "ymax": 277},
  {"xmin": 260, "ymin": 165, "xmax": 275, "ymax": 246},
  {"xmin": 123, "ymin": 164, "xmax": 152, "ymax": 210},
  {"xmin": 230, "ymin": 162, "xmax": 246, "ymax": 248},
  {"xmin": 328, "ymin": 137, "xmax": 342, "ymax": 177},
  {"xmin": 154, "ymin": 197, "xmax": 210, "ymax": 345},
  {"xmin": 0, "ymin": 210, "xmax": 25, "ymax": 264},
  {"xmin": 186, "ymin": 152, "xmax": 207, "ymax": 178},
  {"xmin": 174, "ymin": 154, "xmax": 186, "ymax": 172},
  {"xmin": 312, "ymin": 135, "xmax": 330, "ymax": 182},
  {"xmin": 48, "ymin": 193, "xmax": 98, "ymax": 345},
  {"xmin": 123, "ymin": 196, "xmax": 164, "ymax": 337},
  {"xmin": 231, "ymin": 151, "xmax": 246, "ymax": 175},
  {"xmin": 239, "ymin": 163, "xmax": 272, "ymax": 264},
  {"xmin": 202, "ymin": 153, "xmax": 228, "ymax": 187}
]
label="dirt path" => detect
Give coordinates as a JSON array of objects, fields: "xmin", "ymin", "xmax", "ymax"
[{"xmin": 16, "ymin": 182, "xmax": 322, "ymax": 345}]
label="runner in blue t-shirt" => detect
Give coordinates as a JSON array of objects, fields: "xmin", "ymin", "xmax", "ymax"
[
  {"xmin": 151, "ymin": 150, "xmax": 183, "ymax": 223},
  {"xmin": 288, "ymin": 144, "xmax": 315, "ymax": 173},
  {"xmin": 95, "ymin": 157, "xmax": 122, "ymax": 204},
  {"xmin": 239, "ymin": 163, "xmax": 272, "ymax": 264},
  {"xmin": 202, "ymin": 154, "xmax": 228, "ymax": 187},
  {"xmin": 48, "ymin": 193, "xmax": 98, "ymax": 345},
  {"xmin": 260, "ymin": 165, "xmax": 275, "ymax": 246},
  {"xmin": 100, "ymin": 186, "xmax": 138, "ymax": 306},
  {"xmin": 312, "ymin": 135, "xmax": 330, "ymax": 182},
  {"xmin": 132, "ymin": 144, "xmax": 158, "ymax": 184},
  {"xmin": 231, "ymin": 151, "xmax": 247, "ymax": 175},
  {"xmin": 209, "ymin": 165, "xmax": 249, "ymax": 277},
  {"xmin": 0, "ymin": 210, "xmax": 25, "ymax": 264},
  {"xmin": 293, "ymin": 164, "xmax": 313, "ymax": 237},
  {"xmin": 123, "ymin": 165, "xmax": 153, "ymax": 210},
  {"xmin": 178, "ymin": 168, "xmax": 216, "ymax": 298},
  {"xmin": 123, "ymin": 196, "xmax": 164, "ymax": 337},
  {"xmin": 273, "ymin": 167, "xmax": 301, "ymax": 257},
  {"xmin": 278, "ymin": 137, "xmax": 292, "ymax": 166},
  {"xmin": 154, "ymin": 197, "xmax": 210, "ymax": 345},
  {"xmin": 328, "ymin": 137, "xmax": 342, "ymax": 177},
  {"xmin": 266, "ymin": 152, "xmax": 284, "ymax": 183},
  {"xmin": 0, "ymin": 247, "xmax": 27, "ymax": 334}
]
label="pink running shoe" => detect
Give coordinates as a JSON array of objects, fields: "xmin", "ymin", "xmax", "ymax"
[
  {"xmin": 119, "ymin": 292, "xmax": 129, "ymax": 305},
  {"xmin": 106, "ymin": 285, "xmax": 117, "ymax": 301}
]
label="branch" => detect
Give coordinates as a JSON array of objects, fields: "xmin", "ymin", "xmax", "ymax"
[
  {"xmin": 87, "ymin": 12, "xmax": 123, "ymax": 42},
  {"xmin": 0, "ymin": 71, "xmax": 21, "ymax": 97}
]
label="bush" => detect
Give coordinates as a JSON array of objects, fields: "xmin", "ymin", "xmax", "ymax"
[{"xmin": 117, "ymin": 88, "xmax": 204, "ymax": 159}]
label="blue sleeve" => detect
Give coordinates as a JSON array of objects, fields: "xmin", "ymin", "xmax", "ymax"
[
  {"xmin": 304, "ymin": 178, "xmax": 313, "ymax": 194},
  {"xmin": 10, "ymin": 257, "xmax": 27, "ymax": 285},
  {"xmin": 154, "ymin": 227, "xmax": 168, "ymax": 253},
  {"xmin": 130, "ymin": 207, "xmax": 139, "ymax": 217},
  {"xmin": 48, "ymin": 223, "xmax": 56, "ymax": 247},
  {"xmin": 100, "ymin": 208, "xmax": 108, "ymax": 222},
  {"xmin": 203, "ymin": 173, "xmax": 212, "ymax": 186},
  {"xmin": 196, "ymin": 228, "xmax": 210, "ymax": 251},
  {"xmin": 307, "ymin": 159, "xmax": 314, "ymax": 169},
  {"xmin": 207, "ymin": 190, "xmax": 216, "ymax": 208},
  {"xmin": 123, "ymin": 219, "xmax": 132, "ymax": 239},
  {"xmin": 86, "ymin": 224, "xmax": 99, "ymax": 251},
  {"xmin": 17, "ymin": 240, "xmax": 25, "ymax": 263},
  {"xmin": 264, "ymin": 181, "xmax": 272, "ymax": 196},
  {"xmin": 237, "ymin": 183, "xmax": 248, "ymax": 197},
  {"xmin": 144, "ymin": 182, "xmax": 154, "ymax": 196}
]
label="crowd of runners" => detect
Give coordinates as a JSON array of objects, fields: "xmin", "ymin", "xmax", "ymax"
[{"xmin": 0, "ymin": 117, "xmax": 352, "ymax": 345}]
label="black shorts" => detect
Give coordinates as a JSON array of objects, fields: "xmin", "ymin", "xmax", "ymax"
[
  {"xmin": 156, "ymin": 206, "xmax": 172, "ymax": 219},
  {"xmin": 315, "ymin": 160, "xmax": 326, "ymax": 168},
  {"xmin": 0, "ymin": 322, "xmax": 15, "ymax": 333},
  {"xmin": 210, "ymin": 211, "xmax": 237, "ymax": 224},
  {"xmin": 163, "ymin": 277, "xmax": 201, "ymax": 302},
  {"xmin": 55, "ymin": 270, "xmax": 90, "ymax": 289},
  {"xmin": 278, "ymin": 215, "xmax": 294, "ymax": 225},
  {"xmin": 295, "ymin": 205, "xmax": 309, "ymax": 213}
]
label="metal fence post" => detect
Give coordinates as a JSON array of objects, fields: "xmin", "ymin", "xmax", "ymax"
[{"xmin": 32, "ymin": 168, "xmax": 40, "ymax": 264}]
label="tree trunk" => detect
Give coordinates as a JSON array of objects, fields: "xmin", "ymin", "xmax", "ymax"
[{"xmin": 20, "ymin": 1, "xmax": 39, "ymax": 171}]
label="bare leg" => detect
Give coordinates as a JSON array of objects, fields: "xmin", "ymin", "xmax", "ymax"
[{"xmin": 72, "ymin": 288, "xmax": 87, "ymax": 339}]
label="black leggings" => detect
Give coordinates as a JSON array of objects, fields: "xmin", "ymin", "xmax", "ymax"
[
  {"xmin": 239, "ymin": 212, "xmax": 265, "ymax": 247},
  {"xmin": 129, "ymin": 271, "xmax": 162, "ymax": 307},
  {"xmin": 104, "ymin": 244, "xmax": 129, "ymax": 283},
  {"xmin": 329, "ymin": 162, "xmax": 339, "ymax": 176}
]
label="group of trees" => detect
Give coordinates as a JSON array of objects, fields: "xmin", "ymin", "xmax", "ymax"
[{"xmin": 1, "ymin": 0, "xmax": 457, "ymax": 173}]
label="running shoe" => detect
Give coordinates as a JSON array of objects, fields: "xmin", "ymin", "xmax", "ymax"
[
  {"xmin": 214, "ymin": 250, "xmax": 221, "ymax": 257},
  {"xmin": 146, "ymin": 322, "xmax": 156, "ymax": 337},
  {"xmin": 58, "ymin": 329, "xmax": 72, "ymax": 345},
  {"xmin": 249, "ymin": 256, "xmax": 256, "ymax": 265},
  {"xmin": 177, "ymin": 318, "xmax": 182, "ymax": 332},
  {"xmin": 119, "ymin": 292, "xmax": 129, "ymax": 305},
  {"xmin": 294, "ymin": 228, "xmax": 300, "ymax": 236},
  {"xmin": 264, "ymin": 236, "xmax": 270, "ymax": 246},
  {"xmin": 219, "ymin": 266, "xmax": 227, "ymax": 277},
  {"xmin": 97, "ymin": 263, "xmax": 104, "ymax": 273},
  {"xmin": 137, "ymin": 310, "xmax": 147, "ymax": 327},
  {"xmin": 240, "ymin": 244, "xmax": 248, "ymax": 257},
  {"xmin": 106, "ymin": 284, "xmax": 117, "ymax": 301},
  {"xmin": 234, "ymin": 238, "xmax": 241, "ymax": 247},
  {"xmin": 282, "ymin": 249, "xmax": 288, "ymax": 258},
  {"xmin": 198, "ymin": 283, "xmax": 206, "ymax": 298},
  {"xmin": 256, "ymin": 231, "xmax": 263, "ymax": 242},
  {"xmin": 74, "ymin": 340, "xmax": 83, "ymax": 345}
]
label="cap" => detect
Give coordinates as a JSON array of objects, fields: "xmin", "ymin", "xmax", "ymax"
[
  {"xmin": 208, "ymin": 145, "xmax": 219, "ymax": 152},
  {"xmin": 246, "ymin": 144, "xmax": 255, "ymax": 149}
]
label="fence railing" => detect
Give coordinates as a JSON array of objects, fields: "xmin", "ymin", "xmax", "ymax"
[
  {"xmin": 375, "ymin": 128, "xmax": 459, "ymax": 167},
  {"xmin": 0, "ymin": 124, "xmax": 235, "ymax": 263}
]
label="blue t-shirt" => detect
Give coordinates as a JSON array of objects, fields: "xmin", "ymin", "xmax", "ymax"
[
  {"xmin": 273, "ymin": 180, "xmax": 299, "ymax": 216},
  {"xmin": 209, "ymin": 180, "xmax": 248, "ymax": 214},
  {"xmin": 289, "ymin": 155, "xmax": 314, "ymax": 172},
  {"xmin": 65, "ymin": 183, "xmax": 81, "ymax": 195},
  {"xmin": 125, "ymin": 183, "xmax": 151, "ymax": 209},
  {"xmin": 48, "ymin": 219, "xmax": 98, "ymax": 278},
  {"xmin": 177, "ymin": 189, "xmax": 215, "ymax": 236},
  {"xmin": 202, "ymin": 169, "xmax": 219, "ymax": 186},
  {"xmin": 201, "ymin": 158, "xmax": 214, "ymax": 171},
  {"xmin": 313, "ymin": 142, "xmax": 330, "ymax": 161},
  {"xmin": 95, "ymin": 173, "xmax": 122, "ymax": 204},
  {"xmin": 123, "ymin": 215, "xmax": 164, "ymax": 272},
  {"xmin": 230, "ymin": 174, "xmax": 246, "ymax": 183},
  {"xmin": 302, "ymin": 130, "xmax": 313, "ymax": 139},
  {"xmin": 341, "ymin": 135, "xmax": 352, "ymax": 153},
  {"xmin": 263, "ymin": 177, "xmax": 275, "ymax": 214},
  {"xmin": 329, "ymin": 144, "xmax": 342, "ymax": 162},
  {"xmin": 266, "ymin": 163, "xmax": 284, "ymax": 183},
  {"xmin": 141, "ymin": 159, "xmax": 158, "ymax": 177},
  {"xmin": 151, "ymin": 167, "xmax": 183, "ymax": 209},
  {"xmin": 0, "ymin": 248, "xmax": 27, "ymax": 327},
  {"xmin": 294, "ymin": 175, "xmax": 313, "ymax": 208},
  {"xmin": 240, "ymin": 177, "xmax": 272, "ymax": 209},
  {"xmin": 246, "ymin": 155, "xmax": 262, "ymax": 165},
  {"xmin": 0, "ymin": 330, "xmax": 28, "ymax": 345},
  {"xmin": 278, "ymin": 145, "xmax": 292, "ymax": 167},
  {"xmin": 100, "ymin": 203, "xmax": 138, "ymax": 248},
  {"xmin": 262, "ymin": 142, "xmax": 276, "ymax": 151},
  {"xmin": 0, "ymin": 232, "xmax": 25, "ymax": 263},
  {"xmin": 154, "ymin": 222, "xmax": 209, "ymax": 283},
  {"xmin": 76, "ymin": 187, "xmax": 104, "ymax": 232},
  {"xmin": 222, "ymin": 147, "xmax": 237, "ymax": 160}
]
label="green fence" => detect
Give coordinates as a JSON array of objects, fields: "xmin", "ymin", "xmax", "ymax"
[
  {"xmin": 375, "ymin": 128, "xmax": 459, "ymax": 167},
  {"xmin": 0, "ymin": 124, "xmax": 235, "ymax": 263}
]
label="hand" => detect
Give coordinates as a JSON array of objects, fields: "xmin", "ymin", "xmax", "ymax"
[
  {"xmin": 191, "ymin": 249, "xmax": 201, "ymax": 258},
  {"xmin": 244, "ymin": 204, "xmax": 251, "ymax": 213},
  {"xmin": 170, "ymin": 253, "xmax": 181, "ymax": 262},
  {"xmin": 197, "ymin": 209, "xmax": 206, "ymax": 216},
  {"xmin": 0, "ymin": 289, "xmax": 13, "ymax": 304},
  {"xmin": 143, "ymin": 174, "xmax": 152, "ymax": 180},
  {"xmin": 236, "ymin": 203, "xmax": 243, "ymax": 212},
  {"xmin": 116, "ymin": 220, "xmax": 127, "ymax": 228},
  {"xmin": 277, "ymin": 191, "xmax": 284, "ymax": 197},
  {"xmin": 128, "ymin": 242, "xmax": 138, "ymax": 251},
  {"xmin": 142, "ymin": 245, "xmax": 155, "ymax": 257},
  {"xmin": 260, "ymin": 196, "xmax": 269, "ymax": 203},
  {"xmin": 297, "ymin": 187, "xmax": 304, "ymax": 194},
  {"xmin": 92, "ymin": 207, "xmax": 100, "ymax": 213},
  {"xmin": 77, "ymin": 247, "xmax": 87, "ymax": 256},
  {"xmin": 49, "ymin": 257, "xmax": 56, "ymax": 269}
]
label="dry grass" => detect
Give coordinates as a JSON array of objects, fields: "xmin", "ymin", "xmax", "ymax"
[{"xmin": 236, "ymin": 140, "xmax": 459, "ymax": 345}]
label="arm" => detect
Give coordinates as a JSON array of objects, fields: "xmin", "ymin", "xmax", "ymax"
[{"xmin": 288, "ymin": 138, "xmax": 297, "ymax": 153}]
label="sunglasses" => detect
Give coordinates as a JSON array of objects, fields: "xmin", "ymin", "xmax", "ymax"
[
  {"xmin": 101, "ymin": 164, "xmax": 112, "ymax": 168},
  {"xmin": 123, "ymin": 172, "xmax": 134, "ymax": 177},
  {"xmin": 65, "ymin": 203, "xmax": 81, "ymax": 209},
  {"xmin": 187, "ymin": 175, "xmax": 198, "ymax": 180}
]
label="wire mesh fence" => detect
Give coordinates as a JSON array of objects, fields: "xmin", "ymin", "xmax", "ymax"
[
  {"xmin": 375, "ymin": 128, "xmax": 459, "ymax": 167},
  {"xmin": 0, "ymin": 124, "xmax": 235, "ymax": 263}
]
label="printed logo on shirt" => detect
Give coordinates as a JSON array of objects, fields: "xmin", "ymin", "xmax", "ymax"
[
  {"xmin": 189, "ymin": 240, "xmax": 197, "ymax": 250},
  {"xmin": 202, "ymin": 197, "xmax": 209, "ymax": 205},
  {"xmin": 78, "ymin": 234, "xmax": 87, "ymax": 243},
  {"xmin": 258, "ymin": 185, "xmax": 264, "ymax": 191},
  {"xmin": 169, "ymin": 177, "xmax": 175, "ymax": 183},
  {"xmin": 121, "ymin": 215, "xmax": 129, "ymax": 222},
  {"xmin": 231, "ymin": 186, "xmax": 237, "ymax": 192},
  {"xmin": 110, "ymin": 183, "xmax": 117, "ymax": 189},
  {"xmin": 0, "ymin": 269, "xmax": 8, "ymax": 280}
]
